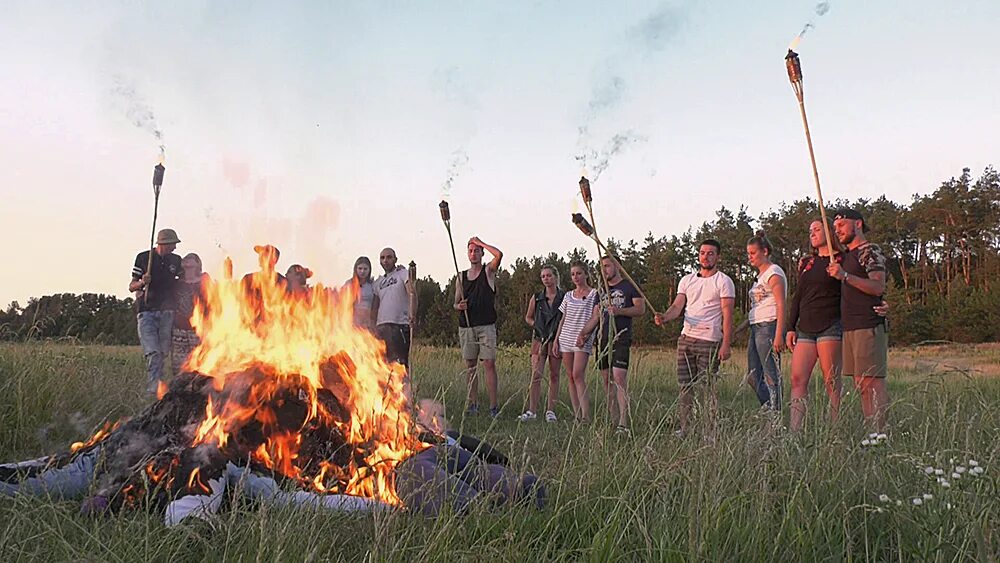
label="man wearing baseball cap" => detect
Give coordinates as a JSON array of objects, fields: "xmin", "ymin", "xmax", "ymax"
[
  {"xmin": 129, "ymin": 228, "xmax": 182, "ymax": 394},
  {"xmin": 826, "ymin": 209, "xmax": 889, "ymax": 431}
]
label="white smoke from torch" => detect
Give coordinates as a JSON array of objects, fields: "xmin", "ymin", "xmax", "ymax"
[
  {"xmin": 110, "ymin": 76, "xmax": 166, "ymax": 157},
  {"xmin": 576, "ymin": 4, "xmax": 684, "ymax": 179},
  {"xmin": 440, "ymin": 149, "xmax": 470, "ymax": 201},
  {"xmin": 789, "ymin": 2, "xmax": 832, "ymax": 50}
]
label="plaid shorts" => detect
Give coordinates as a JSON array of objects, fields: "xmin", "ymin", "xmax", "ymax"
[{"xmin": 676, "ymin": 334, "xmax": 720, "ymax": 386}]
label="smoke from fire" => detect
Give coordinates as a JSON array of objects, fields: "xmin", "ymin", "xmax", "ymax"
[
  {"xmin": 110, "ymin": 76, "xmax": 166, "ymax": 157},
  {"xmin": 576, "ymin": 4, "xmax": 684, "ymax": 179},
  {"xmin": 440, "ymin": 149, "xmax": 470, "ymax": 200},
  {"xmin": 431, "ymin": 66, "xmax": 478, "ymax": 200}
]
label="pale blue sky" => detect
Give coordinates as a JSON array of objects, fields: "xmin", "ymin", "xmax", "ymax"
[{"xmin": 1, "ymin": 1, "xmax": 998, "ymax": 306}]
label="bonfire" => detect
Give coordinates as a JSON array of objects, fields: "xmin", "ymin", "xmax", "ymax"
[{"xmin": 24, "ymin": 252, "xmax": 430, "ymax": 515}]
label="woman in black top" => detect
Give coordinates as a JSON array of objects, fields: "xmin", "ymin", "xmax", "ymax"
[
  {"xmin": 785, "ymin": 220, "xmax": 845, "ymax": 431},
  {"xmin": 516, "ymin": 265, "xmax": 565, "ymax": 423}
]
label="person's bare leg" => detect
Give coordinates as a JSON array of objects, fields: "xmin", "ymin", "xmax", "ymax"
[
  {"xmin": 466, "ymin": 359, "xmax": 479, "ymax": 407},
  {"xmin": 600, "ymin": 368, "xmax": 617, "ymax": 424},
  {"xmin": 816, "ymin": 340, "xmax": 843, "ymax": 424},
  {"xmin": 528, "ymin": 345, "xmax": 543, "ymax": 414},
  {"xmin": 483, "ymin": 359, "xmax": 498, "ymax": 410},
  {"xmin": 546, "ymin": 352, "xmax": 561, "ymax": 413},
  {"xmin": 612, "ymin": 367, "xmax": 629, "ymax": 428},
  {"xmin": 563, "ymin": 353, "xmax": 580, "ymax": 419},
  {"xmin": 789, "ymin": 341, "xmax": 819, "ymax": 432},
  {"xmin": 854, "ymin": 375, "xmax": 881, "ymax": 429},
  {"xmin": 679, "ymin": 385, "xmax": 693, "ymax": 435},
  {"xmin": 867, "ymin": 376, "xmax": 888, "ymax": 431},
  {"xmin": 574, "ymin": 352, "xmax": 591, "ymax": 421}
]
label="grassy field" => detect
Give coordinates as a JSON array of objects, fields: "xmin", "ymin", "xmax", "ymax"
[{"xmin": 1, "ymin": 341, "xmax": 998, "ymax": 561}]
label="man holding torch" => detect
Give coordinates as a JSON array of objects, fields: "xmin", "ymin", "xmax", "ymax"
[
  {"xmin": 129, "ymin": 228, "xmax": 182, "ymax": 394},
  {"xmin": 576, "ymin": 255, "xmax": 645, "ymax": 434},
  {"xmin": 825, "ymin": 209, "xmax": 889, "ymax": 431},
  {"xmin": 454, "ymin": 237, "xmax": 503, "ymax": 418}
]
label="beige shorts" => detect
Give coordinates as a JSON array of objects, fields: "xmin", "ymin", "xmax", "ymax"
[
  {"xmin": 459, "ymin": 324, "xmax": 497, "ymax": 361},
  {"xmin": 843, "ymin": 324, "xmax": 888, "ymax": 378}
]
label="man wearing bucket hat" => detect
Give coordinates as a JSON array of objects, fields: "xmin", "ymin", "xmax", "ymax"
[
  {"xmin": 129, "ymin": 228, "xmax": 182, "ymax": 394},
  {"xmin": 826, "ymin": 208, "xmax": 889, "ymax": 431}
]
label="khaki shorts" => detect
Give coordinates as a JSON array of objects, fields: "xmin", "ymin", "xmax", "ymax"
[
  {"xmin": 843, "ymin": 324, "xmax": 888, "ymax": 378},
  {"xmin": 459, "ymin": 324, "xmax": 497, "ymax": 361}
]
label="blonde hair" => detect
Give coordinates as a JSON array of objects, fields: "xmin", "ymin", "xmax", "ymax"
[
  {"xmin": 540, "ymin": 264, "xmax": 561, "ymax": 286},
  {"xmin": 182, "ymin": 253, "xmax": 202, "ymax": 275}
]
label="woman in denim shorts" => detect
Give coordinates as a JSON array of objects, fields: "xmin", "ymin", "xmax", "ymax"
[{"xmin": 785, "ymin": 220, "xmax": 844, "ymax": 431}]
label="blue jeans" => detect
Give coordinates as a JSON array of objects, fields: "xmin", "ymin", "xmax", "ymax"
[
  {"xmin": 0, "ymin": 450, "xmax": 98, "ymax": 499},
  {"xmin": 748, "ymin": 321, "xmax": 782, "ymax": 411},
  {"xmin": 138, "ymin": 310, "xmax": 174, "ymax": 387}
]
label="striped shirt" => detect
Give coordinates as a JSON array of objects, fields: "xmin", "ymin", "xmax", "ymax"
[{"xmin": 558, "ymin": 288, "xmax": 598, "ymax": 352}]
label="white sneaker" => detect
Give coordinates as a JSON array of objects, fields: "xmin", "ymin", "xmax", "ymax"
[
  {"xmin": 516, "ymin": 410, "xmax": 537, "ymax": 422},
  {"xmin": 545, "ymin": 410, "xmax": 558, "ymax": 423}
]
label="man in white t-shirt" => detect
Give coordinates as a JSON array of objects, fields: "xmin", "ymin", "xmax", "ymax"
[
  {"xmin": 654, "ymin": 239, "xmax": 735, "ymax": 437},
  {"xmin": 372, "ymin": 248, "xmax": 416, "ymax": 368}
]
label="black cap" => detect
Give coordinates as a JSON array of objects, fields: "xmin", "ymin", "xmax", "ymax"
[{"xmin": 833, "ymin": 208, "xmax": 867, "ymax": 232}]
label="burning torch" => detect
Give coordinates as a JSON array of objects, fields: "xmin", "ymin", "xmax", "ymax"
[
  {"xmin": 571, "ymin": 213, "xmax": 660, "ymax": 316},
  {"xmin": 144, "ymin": 161, "xmax": 166, "ymax": 303},
  {"xmin": 439, "ymin": 201, "xmax": 471, "ymax": 328},
  {"xmin": 407, "ymin": 260, "xmax": 417, "ymax": 345},
  {"xmin": 786, "ymin": 49, "xmax": 835, "ymax": 257}
]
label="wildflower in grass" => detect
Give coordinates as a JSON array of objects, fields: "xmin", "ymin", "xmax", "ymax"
[
  {"xmin": 940, "ymin": 479, "xmax": 951, "ymax": 488},
  {"xmin": 956, "ymin": 466, "xmax": 966, "ymax": 474},
  {"xmin": 969, "ymin": 460, "xmax": 979, "ymax": 467},
  {"xmin": 923, "ymin": 493, "xmax": 933, "ymax": 500},
  {"xmin": 971, "ymin": 466, "xmax": 985, "ymax": 476},
  {"xmin": 912, "ymin": 498, "xmax": 923, "ymax": 506},
  {"xmin": 946, "ymin": 503, "xmax": 953, "ymax": 510},
  {"xmin": 952, "ymin": 472, "xmax": 961, "ymax": 480},
  {"xmin": 935, "ymin": 469, "xmax": 945, "ymax": 476},
  {"xmin": 896, "ymin": 500, "xmax": 902, "ymax": 506},
  {"xmin": 878, "ymin": 494, "xmax": 890, "ymax": 503},
  {"xmin": 924, "ymin": 466, "xmax": 935, "ymax": 475}
]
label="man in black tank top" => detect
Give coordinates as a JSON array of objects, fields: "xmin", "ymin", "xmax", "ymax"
[
  {"xmin": 454, "ymin": 236, "xmax": 504, "ymax": 417},
  {"xmin": 827, "ymin": 209, "xmax": 889, "ymax": 431}
]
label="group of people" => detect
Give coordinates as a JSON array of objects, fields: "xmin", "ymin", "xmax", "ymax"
[
  {"xmin": 128, "ymin": 232, "xmax": 417, "ymax": 393},
  {"xmin": 130, "ymin": 209, "xmax": 889, "ymax": 437},
  {"xmin": 517, "ymin": 209, "xmax": 889, "ymax": 436}
]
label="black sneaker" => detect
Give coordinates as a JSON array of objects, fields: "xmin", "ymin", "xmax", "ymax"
[{"xmin": 489, "ymin": 406, "xmax": 500, "ymax": 418}]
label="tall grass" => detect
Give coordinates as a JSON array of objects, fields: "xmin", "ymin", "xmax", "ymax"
[{"xmin": 1, "ymin": 342, "xmax": 997, "ymax": 561}]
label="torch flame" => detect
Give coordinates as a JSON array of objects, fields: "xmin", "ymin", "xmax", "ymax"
[{"xmin": 788, "ymin": 35, "xmax": 802, "ymax": 51}]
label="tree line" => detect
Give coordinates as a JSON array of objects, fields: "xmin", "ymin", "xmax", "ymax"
[{"xmin": 4, "ymin": 167, "xmax": 998, "ymax": 347}]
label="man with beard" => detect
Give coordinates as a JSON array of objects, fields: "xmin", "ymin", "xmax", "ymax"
[
  {"xmin": 577, "ymin": 256, "xmax": 646, "ymax": 434},
  {"xmin": 655, "ymin": 239, "xmax": 735, "ymax": 438},
  {"xmin": 454, "ymin": 237, "xmax": 503, "ymax": 417},
  {"xmin": 372, "ymin": 248, "xmax": 416, "ymax": 368},
  {"xmin": 825, "ymin": 209, "xmax": 889, "ymax": 431}
]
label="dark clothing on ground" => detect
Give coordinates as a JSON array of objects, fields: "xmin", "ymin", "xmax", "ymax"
[
  {"xmin": 532, "ymin": 289, "xmax": 565, "ymax": 344},
  {"xmin": 786, "ymin": 254, "xmax": 842, "ymax": 334},
  {"xmin": 376, "ymin": 323, "xmax": 411, "ymax": 368},
  {"xmin": 459, "ymin": 269, "xmax": 496, "ymax": 328},
  {"xmin": 132, "ymin": 251, "xmax": 181, "ymax": 313},
  {"xmin": 840, "ymin": 242, "xmax": 887, "ymax": 331}
]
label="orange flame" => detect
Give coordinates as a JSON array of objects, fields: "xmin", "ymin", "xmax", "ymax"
[
  {"xmin": 70, "ymin": 420, "xmax": 123, "ymax": 453},
  {"xmin": 184, "ymin": 253, "xmax": 426, "ymax": 504}
]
